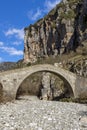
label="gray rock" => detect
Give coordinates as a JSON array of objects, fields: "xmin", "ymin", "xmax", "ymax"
[{"xmin": 0, "ymin": 99, "xmax": 87, "ymax": 130}]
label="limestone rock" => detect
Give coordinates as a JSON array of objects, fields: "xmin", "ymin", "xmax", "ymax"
[
  {"xmin": 40, "ymin": 72, "xmax": 53, "ymax": 100},
  {"xmin": 24, "ymin": 0, "xmax": 87, "ymax": 63},
  {"xmin": 39, "ymin": 72, "xmax": 69, "ymax": 101}
]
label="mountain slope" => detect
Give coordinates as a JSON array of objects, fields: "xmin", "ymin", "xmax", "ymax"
[{"xmin": 24, "ymin": 0, "xmax": 87, "ymax": 63}]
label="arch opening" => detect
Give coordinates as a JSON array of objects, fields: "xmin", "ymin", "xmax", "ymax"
[
  {"xmin": 16, "ymin": 70, "xmax": 74, "ymax": 101},
  {"xmin": 16, "ymin": 72, "xmax": 42, "ymax": 100}
]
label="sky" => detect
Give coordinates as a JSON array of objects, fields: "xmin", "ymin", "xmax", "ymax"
[{"xmin": 0, "ymin": 0, "xmax": 61, "ymax": 62}]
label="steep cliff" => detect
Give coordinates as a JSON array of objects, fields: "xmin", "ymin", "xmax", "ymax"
[{"xmin": 24, "ymin": 0, "xmax": 87, "ymax": 63}]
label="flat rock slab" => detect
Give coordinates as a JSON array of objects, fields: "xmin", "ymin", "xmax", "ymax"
[{"xmin": 0, "ymin": 97, "xmax": 87, "ymax": 130}]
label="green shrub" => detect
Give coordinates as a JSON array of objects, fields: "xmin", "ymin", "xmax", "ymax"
[
  {"xmin": 51, "ymin": 21, "xmax": 56, "ymax": 28},
  {"xmin": 60, "ymin": 97, "xmax": 87, "ymax": 104},
  {"xmin": 60, "ymin": 10, "xmax": 76, "ymax": 19}
]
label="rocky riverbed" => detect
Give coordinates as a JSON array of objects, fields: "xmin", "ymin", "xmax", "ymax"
[{"xmin": 0, "ymin": 96, "xmax": 87, "ymax": 130}]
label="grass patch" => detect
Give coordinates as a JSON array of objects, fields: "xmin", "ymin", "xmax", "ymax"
[{"xmin": 60, "ymin": 97, "xmax": 87, "ymax": 104}]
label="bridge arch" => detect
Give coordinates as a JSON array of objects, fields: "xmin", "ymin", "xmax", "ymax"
[{"xmin": 15, "ymin": 64, "xmax": 76, "ymax": 99}]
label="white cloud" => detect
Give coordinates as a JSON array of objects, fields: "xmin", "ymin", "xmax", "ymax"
[
  {"xmin": 27, "ymin": 0, "xmax": 61, "ymax": 21},
  {"xmin": 44, "ymin": 0, "xmax": 61, "ymax": 12},
  {"xmin": 0, "ymin": 41, "xmax": 4, "ymax": 46},
  {"xmin": 13, "ymin": 41, "xmax": 22, "ymax": 46},
  {"xmin": 28, "ymin": 8, "xmax": 42, "ymax": 21},
  {"xmin": 4, "ymin": 28, "xmax": 24, "ymax": 40},
  {"xmin": 0, "ymin": 46, "xmax": 23, "ymax": 56},
  {"xmin": 0, "ymin": 57, "xmax": 3, "ymax": 62}
]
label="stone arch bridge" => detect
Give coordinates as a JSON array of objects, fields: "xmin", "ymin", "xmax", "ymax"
[{"xmin": 0, "ymin": 64, "xmax": 87, "ymax": 101}]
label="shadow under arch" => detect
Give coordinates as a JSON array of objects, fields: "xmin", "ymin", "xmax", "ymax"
[
  {"xmin": 0, "ymin": 83, "xmax": 3, "ymax": 102},
  {"xmin": 16, "ymin": 72, "xmax": 42, "ymax": 99},
  {"xmin": 16, "ymin": 70, "xmax": 74, "ymax": 100}
]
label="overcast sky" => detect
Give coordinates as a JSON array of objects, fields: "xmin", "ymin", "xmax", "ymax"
[{"xmin": 0, "ymin": 0, "xmax": 61, "ymax": 62}]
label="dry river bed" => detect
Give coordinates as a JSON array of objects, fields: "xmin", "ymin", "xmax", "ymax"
[{"xmin": 0, "ymin": 96, "xmax": 87, "ymax": 130}]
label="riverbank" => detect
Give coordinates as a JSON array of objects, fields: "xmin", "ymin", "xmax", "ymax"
[{"xmin": 0, "ymin": 96, "xmax": 87, "ymax": 130}]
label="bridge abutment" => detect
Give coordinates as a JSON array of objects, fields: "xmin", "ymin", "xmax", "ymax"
[
  {"xmin": 1, "ymin": 79, "xmax": 18, "ymax": 101},
  {"xmin": 75, "ymin": 76, "xmax": 87, "ymax": 99}
]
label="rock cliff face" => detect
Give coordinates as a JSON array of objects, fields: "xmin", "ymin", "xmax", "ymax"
[
  {"xmin": 24, "ymin": 0, "xmax": 87, "ymax": 63},
  {"xmin": 39, "ymin": 72, "xmax": 72, "ymax": 100}
]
